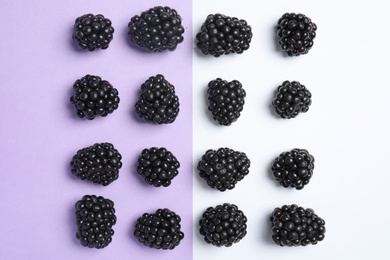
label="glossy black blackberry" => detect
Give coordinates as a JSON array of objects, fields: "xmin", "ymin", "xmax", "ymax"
[
  {"xmin": 199, "ymin": 203, "xmax": 247, "ymax": 247},
  {"xmin": 270, "ymin": 204, "xmax": 326, "ymax": 246},
  {"xmin": 73, "ymin": 14, "xmax": 114, "ymax": 51},
  {"xmin": 127, "ymin": 6, "xmax": 185, "ymax": 52},
  {"xmin": 137, "ymin": 147, "xmax": 180, "ymax": 187},
  {"xmin": 75, "ymin": 195, "xmax": 116, "ymax": 249},
  {"xmin": 197, "ymin": 148, "xmax": 250, "ymax": 191},
  {"xmin": 207, "ymin": 78, "xmax": 246, "ymax": 126},
  {"xmin": 70, "ymin": 75, "xmax": 120, "ymax": 120},
  {"xmin": 276, "ymin": 13, "xmax": 317, "ymax": 56},
  {"xmin": 196, "ymin": 13, "xmax": 253, "ymax": 57},
  {"xmin": 271, "ymin": 148, "xmax": 315, "ymax": 190},
  {"xmin": 70, "ymin": 143, "xmax": 122, "ymax": 186},
  {"xmin": 134, "ymin": 208, "xmax": 184, "ymax": 250},
  {"xmin": 135, "ymin": 74, "xmax": 180, "ymax": 124},
  {"xmin": 272, "ymin": 80, "xmax": 312, "ymax": 119}
]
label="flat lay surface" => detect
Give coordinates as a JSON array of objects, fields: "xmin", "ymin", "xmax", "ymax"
[{"xmin": 1, "ymin": 0, "xmax": 390, "ymax": 260}]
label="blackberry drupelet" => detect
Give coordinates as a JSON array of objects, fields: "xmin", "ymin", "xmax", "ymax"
[
  {"xmin": 70, "ymin": 142, "xmax": 122, "ymax": 186},
  {"xmin": 207, "ymin": 78, "xmax": 246, "ymax": 126},
  {"xmin": 73, "ymin": 14, "xmax": 114, "ymax": 51},
  {"xmin": 199, "ymin": 203, "xmax": 247, "ymax": 247},
  {"xmin": 197, "ymin": 148, "xmax": 250, "ymax": 191},
  {"xmin": 276, "ymin": 13, "xmax": 317, "ymax": 56},
  {"xmin": 137, "ymin": 147, "xmax": 180, "ymax": 187},
  {"xmin": 196, "ymin": 13, "xmax": 253, "ymax": 57},
  {"xmin": 135, "ymin": 74, "xmax": 180, "ymax": 124},
  {"xmin": 70, "ymin": 75, "xmax": 120, "ymax": 120},
  {"xmin": 270, "ymin": 204, "xmax": 326, "ymax": 246},
  {"xmin": 272, "ymin": 80, "xmax": 312, "ymax": 119},
  {"xmin": 127, "ymin": 6, "xmax": 185, "ymax": 52},
  {"xmin": 271, "ymin": 148, "xmax": 315, "ymax": 190},
  {"xmin": 134, "ymin": 208, "xmax": 184, "ymax": 250},
  {"xmin": 75, "ymin": 195, "xmax": 117, "ymax": 249}
]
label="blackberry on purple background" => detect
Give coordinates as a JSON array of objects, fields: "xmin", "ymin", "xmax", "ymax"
[
  {"xmin": 70, "ymin": 142, "xmax": 122, "ymax": 186},
  {"xmin": 199, "ymin": 203, "xmax": 247, "ymax": 247},
  {"xmin": 70, "ymin": 75, "xmax": 120, "ymax": 120},
  {"xmin": 270, "ymin": 204, "xmax": 326, "ymax": 246},
  {"xmin": 75, "ymin": 195, "xmax": 117, "ymax": 249},
  {"xmin": 272, "ymin": 80, "xmax": 312, "ymax": 119},
  {"xmin": 197, "ymin": 148, "xmax": 250, "ymax": 191},
  {"xmin": 196, "ymin": 13, "xmax": 253, "ymax": 57},
  {"xmin": 276, "ymin": 13, "xmax": 317, "ymax": 56},
  {"xmin": 271, "ymin": 148, "xmax": 315, "ymax": 190},
  {"xmin": 73, "ymin": 14, "xmax": 114, "ymax": 51},
  {"xmin": 207, "ymin": 78, "xmax": 246, "ymax": 126},
  {"xmin": 127, "ymin": 6, "xmax": 185, "ymax": 52},
  {"xmin": 137, "ymin": 147, "xmax": 180, "ymax": 187},
  {"xmin": 135, "ymin": 74, "xmax": 180, "ymax": 124},
  {"xmin": 134, "ymin": 208, "xmax": 184, "ymax": 250}
]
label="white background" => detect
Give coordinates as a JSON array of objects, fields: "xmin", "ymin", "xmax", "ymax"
[{"xmin": 193, "ymin": 1, "xmax": 390, "ymax": 259}]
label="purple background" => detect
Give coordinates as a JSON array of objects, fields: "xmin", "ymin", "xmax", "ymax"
[{"xmin": 0, "ymin": 1, "xmax": 192, "ymax": 259}]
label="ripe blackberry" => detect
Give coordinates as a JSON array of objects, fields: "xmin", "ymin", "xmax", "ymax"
[
  {"xmin": 271, "ymin": 148, "xmax": 315, "ymax": 190},
  {"xmin": 73, "ymin": 14, "xmax": 114, "ymax": 51},
  {"xmin": 207, "ymin": 78, "xmax": 246, "ymax": 126},
  {"xmin": 196, "ymin": 13, "xmax": 253, "ymax": 57},
  {"xmin": 270, "ymin": 204, "xmax": 326, "ymax": 246},
  {"xmin": 75, "ymin": 195, "xmax": 117, "ymax": 249},
  {"xmin": 272, "ymin": 80, "xmax": 312, "ymax": 119},
  {"xmin": 135, "ymin": 74, "xmax": 180, "ymax": 124},
  {"xmin": 127, "ymin": 6, "xmax": 185, "ymax": 52},
  {"xmin": 70, "ymin": 75, "xmax": 120, "ymax": 120},
  {"xmin": 199, "ymin": 203, "xmax": 247, "ymax": 247},
  {"xmin": 276, "ymin": 13, "xmax": 317, "ymax": 56},
  {"xmin": 137, "ymin": 147, "xmax": 180, "ymax": 187},
  {"xmin": 70, "ymin": 142, "xmax": 122, "ymax": 186},
  {"xmin": 134, "ymin": 208, "xmax": 184, "ymax": 250},
  {"xmin": 197, "ymin": 148, "xmax": 250, "ymax": 191}
]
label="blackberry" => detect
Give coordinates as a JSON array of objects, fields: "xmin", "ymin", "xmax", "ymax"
[
  {"xmin": 70, "ymin": 142, "xmax": 122, "ymax": 186},
  {"xmin": 276, "ymin": 13, "xmax": 317, "ymax": 56},
  {"xmin": 271, "ymin": 148, "xmax": 314, "ymax": 190},
  {"xmin": 196, "ymin": 13, "xmax": 253, "ymax": 57},
  {"xmin": 272, "ymin": 80, "xmax": 312, "ymax": 119},
  {"xmin": 70, "ymin": 75, "xmax": 120, "ymax": 120},
  {"xmin": 134, "ymin": 208, "xmax": 184, "ymax": 250},
  {"xmin": 135, "ymin": 74, "xmax": 180, "ymax": 124},
  {"xmin": 199, "ymin": 203, "xmax": 247, "ymax": 247},
  {"xmin": 270, "ymin": 204, "xmax": 326, "ymax": 246},
  {"xmin": 207, "ymin": 78, "xmax": 246, "ymax": 126},
  {"xmin": 75, "ymin": 195, "xmax": 116, "ymax": 249},
  {"xmin": 197, "ymin": 148, "xmax": 250, "ymax": 191},
  {"xmin": 137, "ymin": 147, "xmax": 180, "ymax": 187},
  {"xmin": 73, "ymin": 14, "xmax": 114, "ymax": 51},
  {"xmin": 127, "ymin": 6, "xmax": 185, "ymax": 52}
]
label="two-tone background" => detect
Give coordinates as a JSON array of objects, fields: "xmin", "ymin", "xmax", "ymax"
[{"xmin": 1, "ymin": 0, "xmax": 389, "ymax": 259}]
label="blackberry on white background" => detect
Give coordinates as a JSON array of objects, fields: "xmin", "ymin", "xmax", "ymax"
[
  {"xmin": 271, "ymin": 148, "xmax": 314, "ymax": 190},
  {"xmin": 276, "ymin": 12, "xmax": 317, "ymax": 56},
  {"xmin": 135, "ymin": 74, "xmax": 180, "ymax": 124},
  {"xmin": 197, "ymin": 148, "xmax": 250, "ymax": 191},
  {"xmin": 207, "ymin": 78, "xmax": 246, "ymax": 126},
  {"xmin": 137, "ymin": 147, "xmax": 180, "ymax": 187},
  {"xmin": 70, "ymin": 75, "xmax": 120, "ymax": 120},
  {"xmin": 272, "ymin": 80, "xmax": 312, "ymax": 119},
  {"xmin": 75, "ymin": 195, "xmax": 117, "ymax": 249},
  {"xmin": 127, "ymin": 6, "xmax": 185, "ymax": 52},
  {"xmin": 134, "ymin": 208, "xmax": 184, "ymax": 250},
  {"xmin": 270, "ymin": 204, "xmax": 326, "ymax": 246},
  {"xmin": 199, "ymin": 203, "xmax": 247, "ymax": 247},
  {"xmin": 196, "ymin": 13, "xmax": 252, "ymax": 57},
  {"xmin": 73, "ymin": 14, "xmax": 114, "ymax": 51},
  {"xmin": 70, "ymin": 142, "xmax": 122, "ymax": 186}
]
